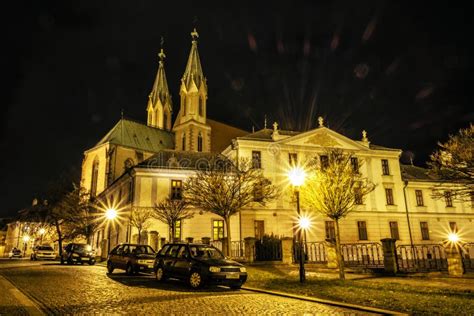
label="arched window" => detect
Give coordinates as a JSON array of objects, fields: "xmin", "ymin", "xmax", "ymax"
[
  {"xmin": 198, "ymin": 97, "xmax": 203, "ymax": 116},
  {"xmin": 155, "ymin": 109, "xmax": 160, "ymax": 127},
  {"xmin": 182, "ymin": 134, "xmax": 186, "ymax": 151},
  {"xmin": 90, "ymin": 157, "xmax": 99, "ymax": 197},
  {"xmin": 163, "ymin": 112, "xmax": 168, "ymax": 130},
  {"xmin": 197, "ymin": 133, "xmax": 203, "ymax": 152}
]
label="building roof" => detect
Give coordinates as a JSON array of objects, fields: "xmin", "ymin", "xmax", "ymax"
[
  {"xmin": 182, "ymin": 29, "xmax": 205, "ymax": 91},
  {"xmin": 401, "ymin": 164, "xmax": 438, "ymax": 181},
  {"xmin": 95, "ymin": 118, "xmax": 174, "ymax": 153},
  {"xmin": 136, "ymin": 150, "xmax": 233, "ymax": 171},
  {"xmin": 207, "ymin": 119, "xmax": 248, "ymax": 152},
  {"xmin": 149, "ymin": 49, "xmax": 172, "ymax": 110},
  {"xmin": 369, "ymin": 144, "xmax": 401, "ymax": 151}
]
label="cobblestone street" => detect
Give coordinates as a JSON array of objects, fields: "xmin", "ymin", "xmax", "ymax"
[{"xmin": 0, "ymin": 261, "xmax": 376, "ymax": 315}]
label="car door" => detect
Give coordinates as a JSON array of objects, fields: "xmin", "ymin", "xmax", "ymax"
[
  {"xmin": 110, "ymin": 245, "xmax": 122, "ymax": 268},
  {"xmin": 163, "ymin": 245, "xmax": 180, "ymax": 276},
  {"xmin": 173, "ymin": 245, "xmax": 192, "ymax": 279},
  {"xmin": 119, "ymin": 245, "xmax": 129, "ymax": 269}
]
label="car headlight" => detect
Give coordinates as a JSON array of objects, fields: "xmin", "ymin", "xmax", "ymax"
[
  {"xmin": 239, "ymin": 267, "xmax": 246, "ymax": 273},
  {"xmin": 209, "ymin": 266, "xmax": 221, "ymax": 273},
  {"xmin": 72, "ymin": 253, "xmax": 79, "ymax": 257}
]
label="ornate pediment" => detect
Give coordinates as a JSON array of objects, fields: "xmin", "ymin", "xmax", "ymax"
[{"xmin": 304, "ymin": 132, "xmax": 341, "ymax": 147}]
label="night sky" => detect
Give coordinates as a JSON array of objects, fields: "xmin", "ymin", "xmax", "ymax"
[{"xmin": 1, "ymin": 1, "xmax": 473, "ymax": 217}]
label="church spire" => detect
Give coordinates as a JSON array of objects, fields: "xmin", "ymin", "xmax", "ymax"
[
  {"xmin": 147, "ymin": 38, "xmax": 172, "ymax": 130},
  {"xmin": 182, "ymin": 28, "xmax": 205, "ymax": 90}
]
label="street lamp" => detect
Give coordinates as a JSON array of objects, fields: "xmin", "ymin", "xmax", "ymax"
[
  {"xmin": 22, "ymin": 235, "xmax": 30, "ymax": 256},
  {"xmin": 105, "ymin": 208, "xmax": 117, "ymax": 254},
  {"xmin": 288, "ymin": 167, "xmax": 307, "ymax": 283},
  {"xmin": 447, "ymin": 232, "xmax": 460, "ymax": 243}
]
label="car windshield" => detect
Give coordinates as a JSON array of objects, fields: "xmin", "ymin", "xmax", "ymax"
[
  {"xmin": 129, "ymin": 245, "xmax": 155, "ymax": 255},
  {"xmin": 38, "ymin": 246, "xmax": 53, "ymax": 251},
  {"xmin": 75, "ymin": 244, "xmax": 92, "ymax": 252},
  {"xmin": 189, "ymin": 246, "xmax": 224, "ymax": 259}
]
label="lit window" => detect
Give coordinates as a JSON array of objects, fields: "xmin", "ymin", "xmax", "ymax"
[
  {"xmin": 171, "ymin": 180, "xmax": 183, "ymax": 200},
  {"xmin": 213, "ymin": 220, "xmax": 224, "ymax": 241},
  {"xmin": 415, "ymin": 190, "xmax": 424, "ymax": 206},
  {"xmin": 169, "ymin": 220, "xmax": 181, "ymax": 241},
  {"xmin": 381, "ymin": 159, "xmax": 390, "ymax": 175}
]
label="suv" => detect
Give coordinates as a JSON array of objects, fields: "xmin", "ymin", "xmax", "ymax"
[
  {"xmin": 31, "ymin": 245, "xmax": 56, "ymax": 261},
  {"xmin": 107, "ymin": 244, "xmax": 156, "ymax": 275},
  {"xmin": 60, "ymin": 243, "xmax": 96, "ymax": 265},
  {"xmin": 154, "ymin": 243, "xmax": 247, "ymax": 289}
]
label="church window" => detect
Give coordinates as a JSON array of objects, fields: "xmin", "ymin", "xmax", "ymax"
[
  {"xmin": 182, "ymin": 134, "xmax": 186, "ymax": 151},
  {"xmin": 163, "ymin": 113, "xmax": 168, "ymax": 130},
  {"xmin": 197, "ymin": 133, "xmax": 203, "ymax": 152},
  {"xmin": 199, "ymin": 97, "xmax": 203, "ymax": 116},
  {"xmin": 90, "ymin": 158, "xmax": 99, "ymax": 197}
]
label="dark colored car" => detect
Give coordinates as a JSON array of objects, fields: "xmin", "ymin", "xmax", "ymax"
[
  {"xmin": 107, "ymin": 244, "xmax": 156, "ymax": 275},
  {"xmin": 60, "ymin": 243, "xmax": 96, "ymax": 265},
  {"xmin": 154, "ymin": 243, "xmax": 247, "ymax": 289}
]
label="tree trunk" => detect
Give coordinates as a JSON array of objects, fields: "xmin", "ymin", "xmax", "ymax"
[
  {"xmin": 55, "ymin": 219, "xmax": 63, "ymax": 259},
  {"xmin": 171, "ymin": 221, "xmax": 176, "ymax": 243},
  {"xmin": 138, "ymin": 228, "xmax": 142, "ymax": 244},
  {"xmin": 334, "ymin": 219, "xmax": 345, "ymax": 280},
  {"xmin": 225, "ymin": 215, "xmax": 232, "ymax": 257}
]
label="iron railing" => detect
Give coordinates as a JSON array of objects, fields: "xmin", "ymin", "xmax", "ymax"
[
  {"xmin": 293, "ymin": 241, "xmax": 327, "ymax": 263},
  {"xmin": 255, "ymin": 239, "xmax": 282, "ymax": 261},
  {"xmin": 397, "ymin": 244, "xmax": 447, "ymax": 272},
  {"xmin": 341, "ymin": 242, "xmax": 384, "ymax": 267},
  {"xmin": 231, "ymin": 241, "xmax": 245, "ymax": 258},
  {"xmin": 461, "ymin": 242, "xmax": 474, "ymax": 272}
]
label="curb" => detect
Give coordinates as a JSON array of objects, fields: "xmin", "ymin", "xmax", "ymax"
[{"xmin": 241, "ymin": 286, "xmax": 407, "ymax": 316}]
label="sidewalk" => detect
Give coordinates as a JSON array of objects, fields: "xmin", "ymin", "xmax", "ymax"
[{"xmin": 0, "ymin": 275, "xmax": 43, "ymax": 315}]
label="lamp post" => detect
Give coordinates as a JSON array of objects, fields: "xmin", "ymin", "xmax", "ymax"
[
  {"xmin": 39, "ymin": 228, "xmax": 46, "ymax": 245},
  {"xmin": 105, "ymin": 208, "xmax": 117, "ymax": 255},
  {"xmin": 288, "ymin": 167, "xmax": 307, "ymax": 283},
  {"xmin": 22, "ymin": 235, "xmax": 30, "ymax": 257}
]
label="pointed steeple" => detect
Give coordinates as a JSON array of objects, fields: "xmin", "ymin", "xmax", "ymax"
[
  {"xmin": 147, "ymin": 40, "xmax": 172, "ymax": 130},
  {"xmin": 182, "ymin": 28, "xmax": 206, "ymax": 90}
]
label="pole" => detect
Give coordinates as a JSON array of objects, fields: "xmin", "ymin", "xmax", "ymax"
[
  {"xmin": 107, "ymin": 224, "xmax": 111, "ymax": 256},
  {"xmin": 403, "ymin": 180, "xmax": 418, "ymax": 269},
  {"xmin": 296, "ymin": 189, "xmax": 305, "ymax": 283}
]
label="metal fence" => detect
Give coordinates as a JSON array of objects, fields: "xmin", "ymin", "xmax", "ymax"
[
  {"xmin": 255, "ymin": 239, "xmax": 282, "ymax": 261},
  {"xmin": 461, "ymin": 242, "xmax": 474, "ymax": 272},
  {"xmin": 341, "ymin": 242, "xmax": 384, "ymax": 268},
  {"xmin": 397, "ymin": 244, "xmax": 447, "ymax": 272},
  {"xmin": 293, "ymin": 241, "xmax": 327, "ymax": 263},
  {"xmin": 231, "ymin": 241, "xmax": 245, "ymax": 259}
]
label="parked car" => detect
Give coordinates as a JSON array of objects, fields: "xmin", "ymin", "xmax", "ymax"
[
  {"xmin": 8, "ymin": 248, "xmax": 22, "ymax": 259},
  {"xmin": 154, "ymin": 243, "xmax": 247, "ymax": 289},
  {"xmin": 60, "ymin": 243, "xmax": 96, "ymax": 265},
  {"xmin": 107, "ymin": 243, "xmax": 156, "ymax": 275},
  {"xmin": 31, "ymin": 245, "xmax": 56, "ymax": 261}
]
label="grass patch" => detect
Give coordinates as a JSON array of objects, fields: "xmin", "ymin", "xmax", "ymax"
[{"xmin": 245, "ymin": 266, "xmax": 474, "ymax": 315}]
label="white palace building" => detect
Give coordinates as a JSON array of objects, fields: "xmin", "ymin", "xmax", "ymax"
[{"xmin": 80, "ymin": 29, "xmax": 474, "ymax": 256}]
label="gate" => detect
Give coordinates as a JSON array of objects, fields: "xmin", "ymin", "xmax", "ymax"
[
  {"xmin": 293, "ymin": 241, "xmax": 327, "ymax": 263},
  {"xmin": 397, "ymin": 244, "xmax": 448, "ymax": 272},
  {"xmin": 341, "ymin": 243, "xmax": 384, "ymax": 268},
  {"xmin": 461, "ymin": 243, "xmax": 474, "ymax": 272},
  {"xmin": 255, "ymin": 238, "xmax": 282, "ymax": 261}
]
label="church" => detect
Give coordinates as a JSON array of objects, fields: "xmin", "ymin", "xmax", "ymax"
[{"xmin": 80, "ymin": 29, "xmax": 474, "ymax": 257}]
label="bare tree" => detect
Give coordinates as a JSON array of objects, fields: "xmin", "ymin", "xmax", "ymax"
[
  {"xmin": 184, "ymin": 157, "xmax": 278, "ymax": 256},
  {"xmin": 428, "ymin": 124, "xmax": 473, "ymax": 201},
  {"xmin": 153, "ymin": 199, "xmax": 194, "ymax": 242},
  {"xmin": 300, "ymin": 149, "xmax": 375, "ymax": 280},
  {"xmin": 128, "ymin": 207, "xmax": 154, "ymax": 244}
]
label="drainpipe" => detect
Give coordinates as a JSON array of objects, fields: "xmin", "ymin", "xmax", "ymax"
[{"xmin": 403, "ymin": 180, "xmax": 418, "ymax": 269}]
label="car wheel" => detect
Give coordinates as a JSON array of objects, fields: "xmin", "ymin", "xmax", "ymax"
[
  {"xmin": 107, "ymin": 262, "xmax": 114, "ymax": 274},
  {"xmin": 189, "ymin": 271, "xmax": 203, "ymax": 289},
  {"xmin": 126, "ymin": 263, "xmax": 134, "ymax": 275},
  {"xmin": 89, "ymin": 259, "xmax": 96, "ymax": 266},
  {"xmin": 155, "ymin": 267, "xmax": 166, "ymax": 282}
]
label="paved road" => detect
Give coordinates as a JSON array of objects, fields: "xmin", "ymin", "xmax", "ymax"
[{"xmin": 0, "ymin": 260, "xmax": 376, "ymax": 315}]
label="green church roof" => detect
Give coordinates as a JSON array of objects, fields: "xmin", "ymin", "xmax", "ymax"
[{"xmin": 95, "ymin": 118, "xmax": 174, "ymax": 153}]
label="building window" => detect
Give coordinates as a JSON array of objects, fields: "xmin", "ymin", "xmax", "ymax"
[
  {"xmin": 254, "ymin": 220, "xmax": 264, "ymax": 239},
  {"xmin": 351, "ymin": 157, "xmax": 359, "ymax": 173},
  {"xmin": 171, "ymin": 180, "xmax": 183, "ymax": 200},
  {"xmin": 385, "ymin": 188, "xmax": 394, "ymax": 205},
  {"xmin": 354, "ymin": 187, "xmax": 363, "ymax": 205},
  {"xmin": 252, "ymin": 151, "xmax": 262, "ymax": 169},
  {"xmin": 197, "ymin": 133, "xmax": 203, "ymax": 152},
  {"xmin": 381, "ymin": 159, "xmax": 390, "ymax": 175},
  {"xmin": 182, "ymin": 134, "xmax": 186, "ymax": 151},
  {"xmin": 325, "ymin": 221, "xmax": 335, "ymax": 240},
  {"xmin": 415, "ymin": 190, "xmax": 424, "ymax": 206},
  {"xmin": 213, "ymin": 220, "xmax": 224, "ymax": 240},
  {"xmin": 163, "ymin": 113, "xmax": 168, "ymax": 130},
  {"xmin": 357, "ymin": 221, "xmax": 368, "ymax": 240},
  {"xmin": 90, "ymin": 158, "xmax": 99, "ymax": 197},
  {"xmin": 320, "ymin": 155, "xmax": 329, "ymax": 169},
  {"xmin": 170, "ymin": 220, "xmax": 181, "ymax": 241},
  {"xmin": 449, "ymin": 221, "xmax": 457, "ymax": 233},
  {"xmin": 389, "ymin": 222, "xmax": 399, "ymax": 240},
  {"xmin": 420, "ymin": 222, "xmax": 430, "ymax": 240},
  {"xmin": 289, "ymin": 153, "xmax": 298, "ymax": 167},
  {"xmin": 444, "ymin": 191, "xmax": 453, "ymax": 207},
  {"xmin": 198, "ymin": 98, "xmax": 203, "ymax": 116}
]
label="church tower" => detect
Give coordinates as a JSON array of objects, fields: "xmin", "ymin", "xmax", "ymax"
[
  {"xmin": 147, "ymin": 46, "xmax": 172, "ymax": 130},
  {"xmin": 173, "ymin": 28, "xmax": 211, "ymax": 152}
]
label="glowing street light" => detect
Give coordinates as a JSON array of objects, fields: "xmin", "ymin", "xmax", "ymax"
[
  {"xmin": 22, "ymin": 235, "xmax": 30, "ymax": 243},
  {"xmin": 105, "ymin": 208, "xmax": 118, "ymax": 254},
  {"xmin": 288, "ymin": 166, "xmax": 307, "ymax": 283},
  {"xmin": 39, "ymin": 228, "xmax": 46, "ymax": 235},
  {"xmin": 299, "ymin": 216, "xmax": 311, "ymax": 230},
  {"xmin": 447, "ymin": 232, "xmax": 460, "ymax": 243}
]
